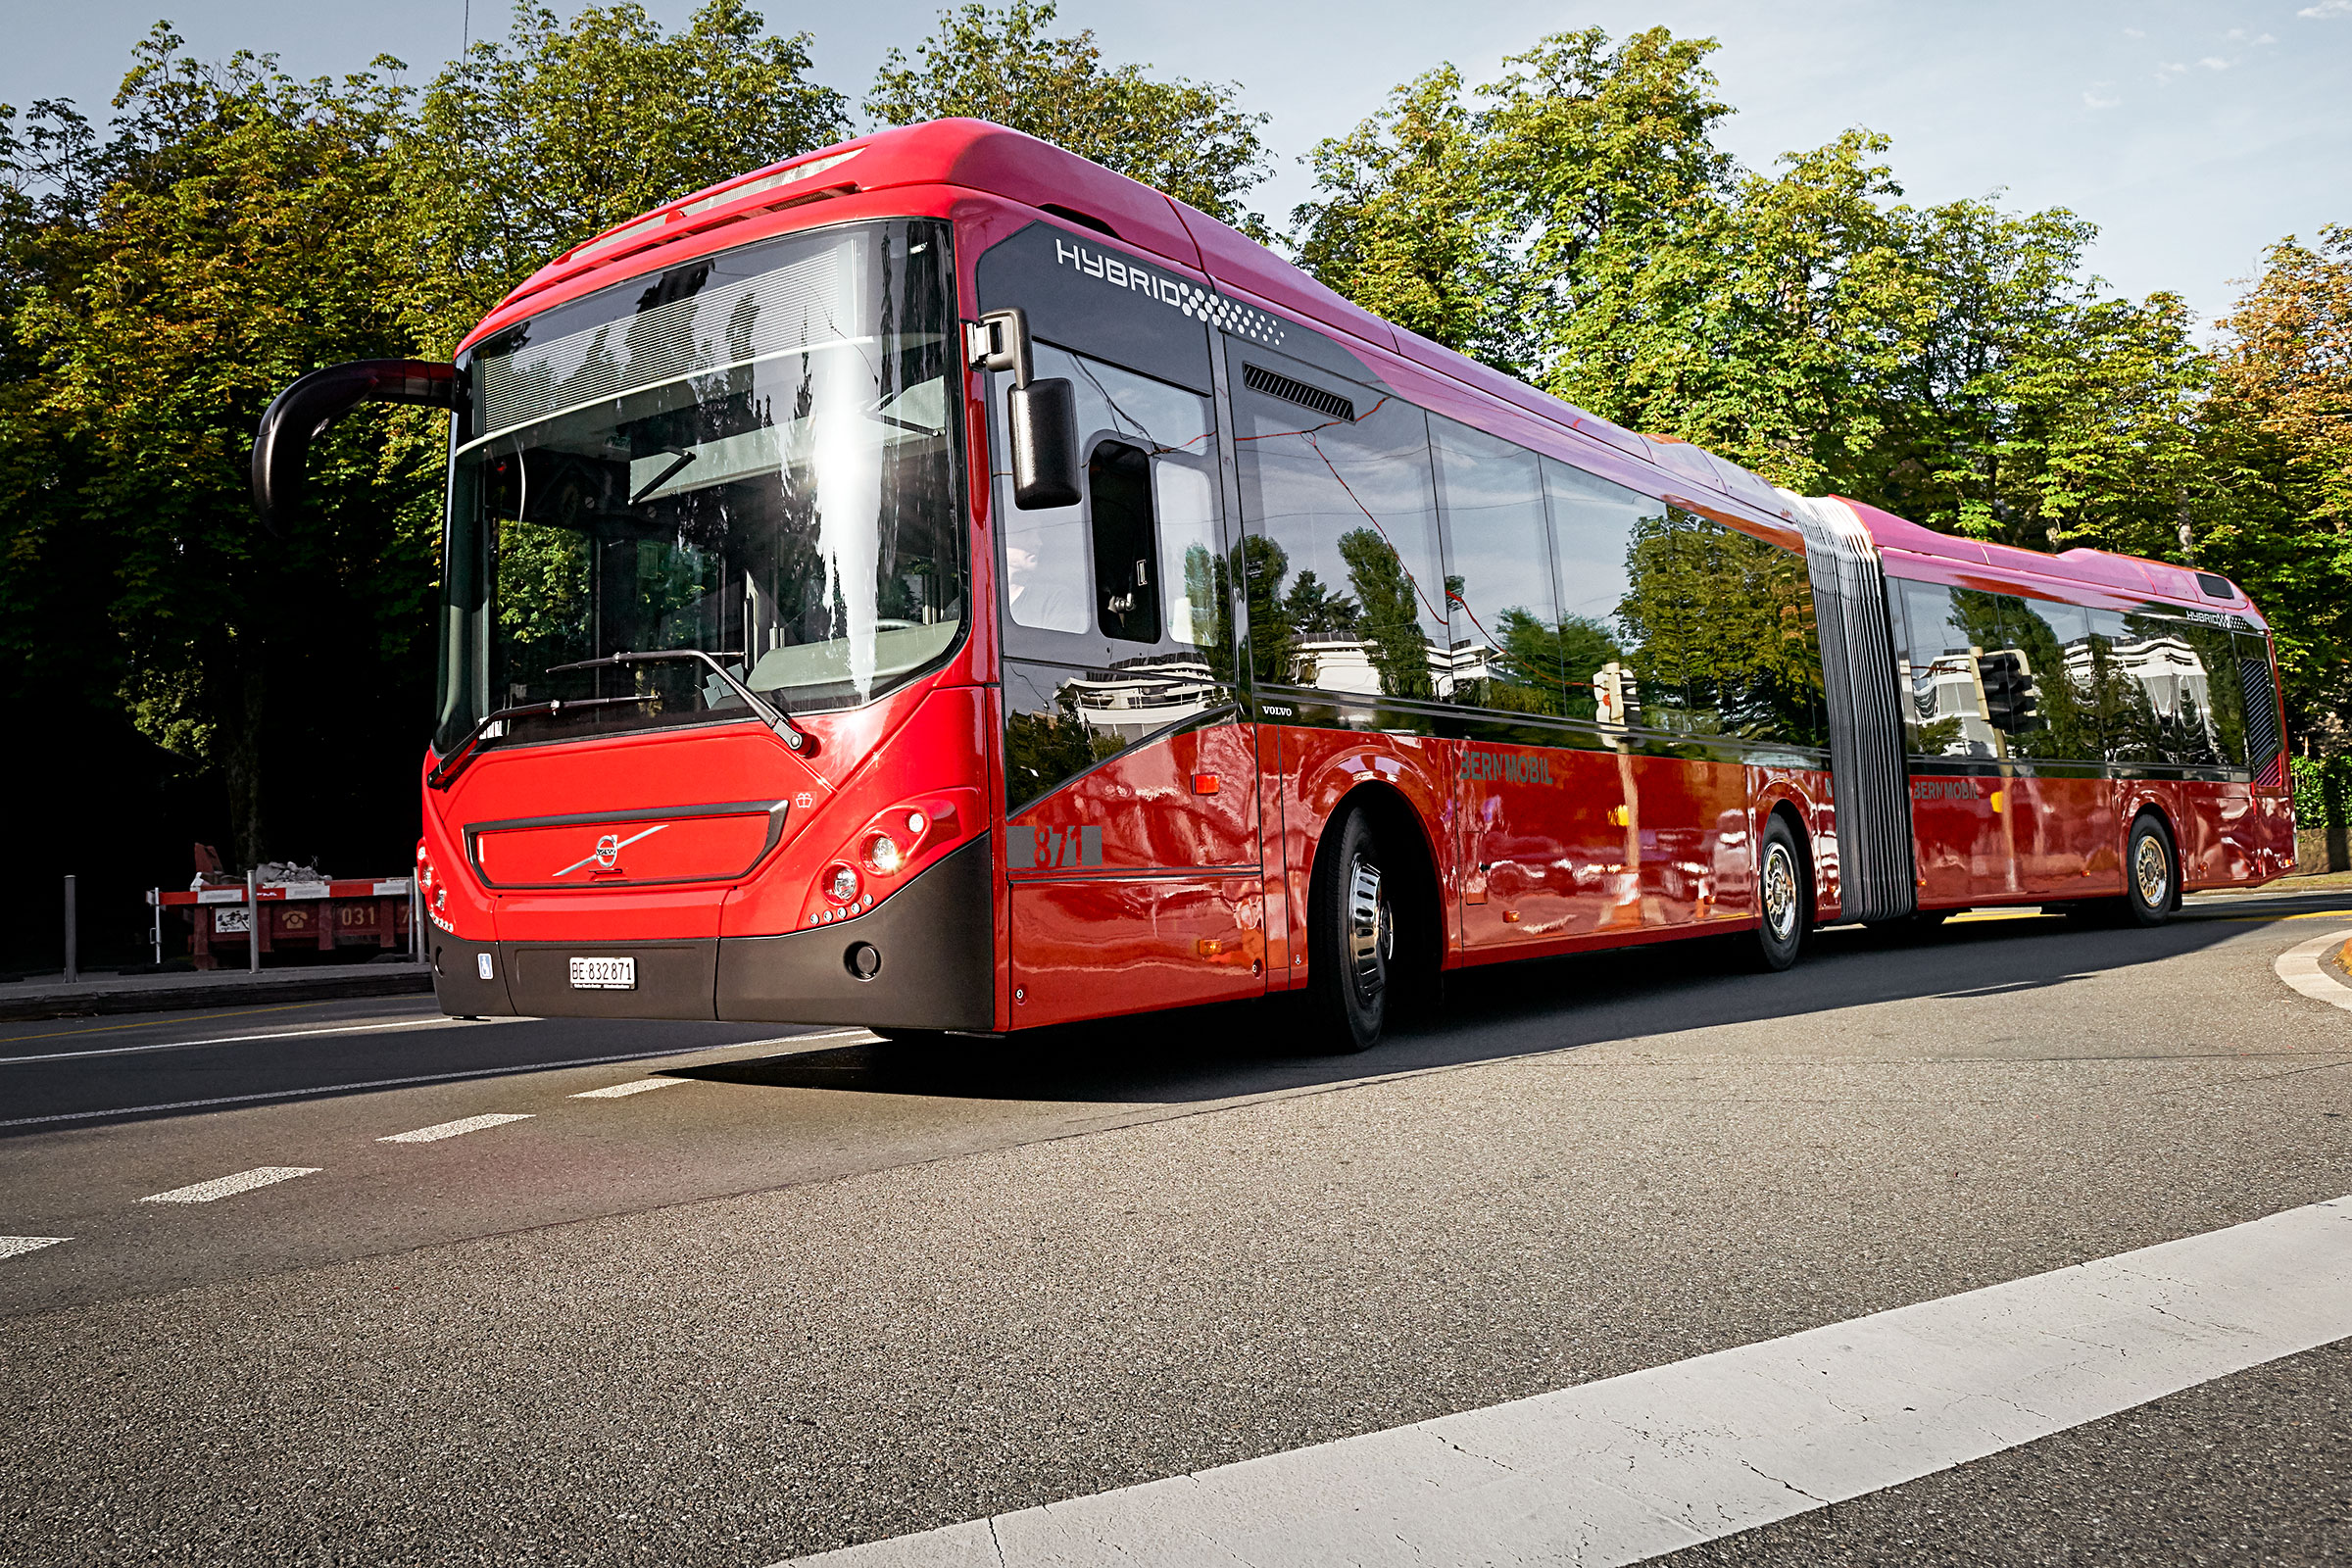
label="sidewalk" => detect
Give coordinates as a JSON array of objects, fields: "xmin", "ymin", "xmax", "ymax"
[{"xmin": 0, "ymin": 960, "xmax": 435, "ymax": 1022}]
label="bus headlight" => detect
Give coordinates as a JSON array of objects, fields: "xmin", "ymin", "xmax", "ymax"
[
  {"xmin": 863, "ymin": 833, "xmax": 904, "ymax": 875},
  {"xmin": 825, "ymin": 864, "xmax": 861, "ymax": 905}
]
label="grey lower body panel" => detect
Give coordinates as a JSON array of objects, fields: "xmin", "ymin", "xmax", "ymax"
[
  {"xmin": 716, "ymin": 833, "xmax": 997, "ymax": 1029},
  {"xmin": 427, "ymin": 930, "xmax": 517, "ymax": 1015},
  {"xmin": 505, "ymin": 940, "xmax": 719, "ymax": 1019},
  {"xmin": 423, "ymin": 834, "xmax": 998, "ymax": 1027}
]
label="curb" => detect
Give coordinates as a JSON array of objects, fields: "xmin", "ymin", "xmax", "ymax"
[
  {"xmin": 2273, "ymin": 927, "xmax": 2352, "ymax": 1015},
  {"xmin": 0, "ymin": 966, "xmax": 434, "ymax": 1023}
]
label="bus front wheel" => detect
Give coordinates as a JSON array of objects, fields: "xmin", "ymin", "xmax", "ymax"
[{"xmin": 1308, "ymin": 807, "xmax": 1396, "ymax": 1054}]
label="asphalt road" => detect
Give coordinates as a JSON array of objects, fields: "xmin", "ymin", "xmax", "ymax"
[{"xmin": 3, "ymin": 889, "xmax": 2350, "ymax": 1565}]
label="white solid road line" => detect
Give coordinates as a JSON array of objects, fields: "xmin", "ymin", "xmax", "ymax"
[
  {"xmin": 2276, "ymin": 926, "xmax": 2352, "ymax": 1014},
  {"xmin": 570, "ymin": 1078, "xmax": 685, "ymax": 1099},
  {"xmin": 0, "ymin": 1236, "xmax": 70, "ymax": 1260},
  {"xmin": 782, "ymin": 1195, "xmax": 2352, "ymax": 1568},
  {"xmin": 379, "ymin": 1112, "xmax": 535, "ymax": 1144},
  {"xmin": 140, "ymin": 1167, "xmax": 321, "ymax": 1204}
]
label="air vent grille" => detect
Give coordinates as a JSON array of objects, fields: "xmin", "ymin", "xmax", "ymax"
[
  {"xmin": 2195, "ymin": 571, "xmax": 2233, "ymax": 599},
  {"xmin": 1244, "ymin": 364, "xmax": 1353, "ymax": 422}
]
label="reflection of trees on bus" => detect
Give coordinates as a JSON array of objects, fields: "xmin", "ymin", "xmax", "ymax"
[{"xmin": 1613, "ymin": 509, "xmax": 1826, "ymax": 746}]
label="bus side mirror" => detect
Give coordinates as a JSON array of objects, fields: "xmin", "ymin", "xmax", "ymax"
[
  {"xmin": 973, "ymin": 308, "xmax": 1080, "ymax": 510},
  {"xmin": 251, "ymin": 360, "xmax": 460, "ymax": 535},
  {"xmin": 1008, "ymin": 378, "xmax": 1079, "ymax": 510}
]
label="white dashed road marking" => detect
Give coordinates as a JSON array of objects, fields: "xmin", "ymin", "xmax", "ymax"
[
  {"xmin": 570, "ymin": 1078, "xmax": 684, "ymax": 1099},
  {"xmin": 0, "ymin": 1236, "xmax": 70, "ymax": 1260},
  {"xmin": 378, "ymin": 1113, "xmax": 535, "ymax": 1144},
  {"xmin": 2276, "ymin": 926, "xmax": 2352, "ymax": 1013},
  {"xmin": 782, "ymin": 1195, "xmax": 2352, "ymax": 1568},
  {"xmin": 140, "ymin": 1167, "xmax": 320, "ymax": 1204}
]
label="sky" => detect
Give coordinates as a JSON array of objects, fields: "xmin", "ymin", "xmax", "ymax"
[{"xmin": 8, "ymin": 1, "xmax": 2346, "ymax": 333}]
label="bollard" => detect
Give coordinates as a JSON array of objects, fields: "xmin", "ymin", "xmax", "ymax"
[
  {"xmin": 63, "ymin": 874, "xmax": 77, "ymax": 984},
  {"xmin": 246, "ymin": 868, "xmax": 260, "ymax": 973}
]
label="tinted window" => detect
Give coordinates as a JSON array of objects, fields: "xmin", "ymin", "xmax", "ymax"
[
  {"xmin": 1998, "ymin": 596, "xmax": 2102, "ymax": 762},
  {"xmin": 1898, "ymin": 581, "xmax": 2005, "ymax": 760},
  {"xmin": 998, "ymin": 345, "xmax": 1224, "ymax": 660},
  {"xmin": 1432, "ymin": 415, "xmax": 1561, "ymax": 714},
  {"xmin": 1233, "ymin": 364, "xmax": 1446, "ymax": 699},
  {"xmin": 2182, "ymin": 623, "xmax": 2247, "ymax": 766},
  {"xmin": 1671, "ymin": 513, "xmax": 1825, "ymax": 748},
  {"xmin": 2087, "ymin": 610, "xmax": 2159, "ymax": 765},
  {"xmin": 1544, "ymin": 457, "xmax": 1643, "ymax": 725},
  {"xmin": 1088, "ymin": 441, "xmax": 1160, "ymax": 644}
]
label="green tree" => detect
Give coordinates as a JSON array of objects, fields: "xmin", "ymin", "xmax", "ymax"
[
  {"xmin": 391, "ymin": 0, "xmax": 848, "ymax": 354},
  {"xmin": 1290, "ymin": 67, "xmax": 1496, "ymax": 354},
  {"xmin": 2203, "ymin": 226, "xmax": 2352, "ymax": 740},
  {"xmin": 867, "ymin": 1, "xmax": 1272, "ymax": 234},
  {"xmin": 7, "ymin": 29, "xmax": 425, "ymax": 870}
]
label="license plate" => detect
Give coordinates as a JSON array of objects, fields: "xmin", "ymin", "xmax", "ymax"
[{"xmin": 568, "ymin": 956, "xmax": 636, "ymax": 990}]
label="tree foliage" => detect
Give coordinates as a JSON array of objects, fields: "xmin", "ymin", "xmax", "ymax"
[
  {"xmin": 393, "ymin": 0, "xmax": 847, "ymax": 354},
  {"xmin": 866, "ymin": 1, "xmax": 1271, "ymax": 234}
]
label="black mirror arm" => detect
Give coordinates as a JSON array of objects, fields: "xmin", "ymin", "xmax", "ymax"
[{"xmin": 251, "ymin": 360, "xmax": 461, "ymax": 535}]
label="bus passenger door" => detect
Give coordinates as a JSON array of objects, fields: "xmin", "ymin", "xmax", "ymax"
[
  {"xmin": 974, "ymin": 223, "xmax": 1266, "ymax": 1024},
  {"xmin": 1894, "ymin": 580, "xmax": 2019, "ymax": 904}
]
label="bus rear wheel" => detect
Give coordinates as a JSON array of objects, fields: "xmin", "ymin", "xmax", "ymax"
[
  {"xmin": 2126, "ymin": 814, "xmax": 2177, "ymax": 928},
  {"xmin": 1754, "ymin": 814, "xmax": 1810, "ymax": 971},
  {"xmin": 1308, "ymin": 807, "xmax": 1396, "ymax": 1054}
]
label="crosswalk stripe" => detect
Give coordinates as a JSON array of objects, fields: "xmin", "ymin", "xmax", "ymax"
[{"xmin": 779, "ymin": 1194, "xmax": 2352, "ymax": 1568}]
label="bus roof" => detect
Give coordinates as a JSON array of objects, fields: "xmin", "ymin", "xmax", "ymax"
[{"xmin": 466, "ymin": 118, "xmax": 2257, "ymax": 625}]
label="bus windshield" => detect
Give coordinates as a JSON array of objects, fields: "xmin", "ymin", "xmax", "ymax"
[{"xmin": 435, "ymin": 219, "xmax": 963, "ymax": 756}]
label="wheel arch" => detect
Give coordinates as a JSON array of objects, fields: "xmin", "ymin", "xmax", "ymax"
[
  {"xmin": 1765, "ymin": 796, "xmax": 1818, "ymax": 926},
  {"xmin": 1313, "ymin": 780, "xmax": 1446, "ymax": 976}
]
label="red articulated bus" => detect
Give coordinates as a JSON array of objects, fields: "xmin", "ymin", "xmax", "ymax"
[{"xmin": 253, "ymin": 119, "xmax": 2297, "ymax": 1052}]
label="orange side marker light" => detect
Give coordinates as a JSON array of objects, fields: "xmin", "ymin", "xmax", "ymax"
[{"xmin": 1192, "ymin": 773, "xmax": 1220, "ymax": 795}]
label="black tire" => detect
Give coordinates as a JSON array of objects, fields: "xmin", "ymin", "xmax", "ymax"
[
  {"xmin": 2125, "ymin": 814, "xmax": 2176, "ymax": 928},
  {"xmin": 1754, "ymin": 813, "xmax": 1810, "ymax": 971},
  {"xmin": 1307, "ymin": 807, "xmax": 1396, "ymax": 1054}
]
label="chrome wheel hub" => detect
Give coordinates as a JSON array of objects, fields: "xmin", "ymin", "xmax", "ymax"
[
  {"xmin": 1762, "ymin": 843, "xmax": 1798, "ymax": 941},
  {"xmin": 1345, "ymin": 855, "xmax": 1391, "ymax": 1004},
  {"xmin": 2134, "ymin": 834, "xmax": 2170, "ymax": 906}
]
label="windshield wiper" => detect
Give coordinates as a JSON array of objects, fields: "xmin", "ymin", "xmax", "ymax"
[
  {"xmin": 548, "ymin": 649, "xmax": 809, "ymax": 752},
  {"xmin": 426, "ymin": 695, "xmax": 659, "ymax": 791},
  {"xmin": 630, "ymin": 446, "xmax": 698, "ymax": 504}
]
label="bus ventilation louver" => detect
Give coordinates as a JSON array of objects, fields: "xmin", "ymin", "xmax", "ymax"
[
  {"xmin": 2240, "ymin": 655, "xmax": 2282, "ymax": 768},
  {"xmin": 1244, "ymin": 364, "xmax": 1353, "ymax": 423}
]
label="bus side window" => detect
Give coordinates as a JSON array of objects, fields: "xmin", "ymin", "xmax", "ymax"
[
  {"xmin": 1088, "ymin": 440, "xmax": 1160, "ymax": 644},
  {"xmin": 2183, "ymin": 623, "xmax": 2247, "ymax": 767}
]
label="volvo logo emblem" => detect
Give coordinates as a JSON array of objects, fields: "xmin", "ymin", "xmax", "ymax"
[{"xmin": 553, "ymin": 822, "xmax": 669, "ymax": 878}]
